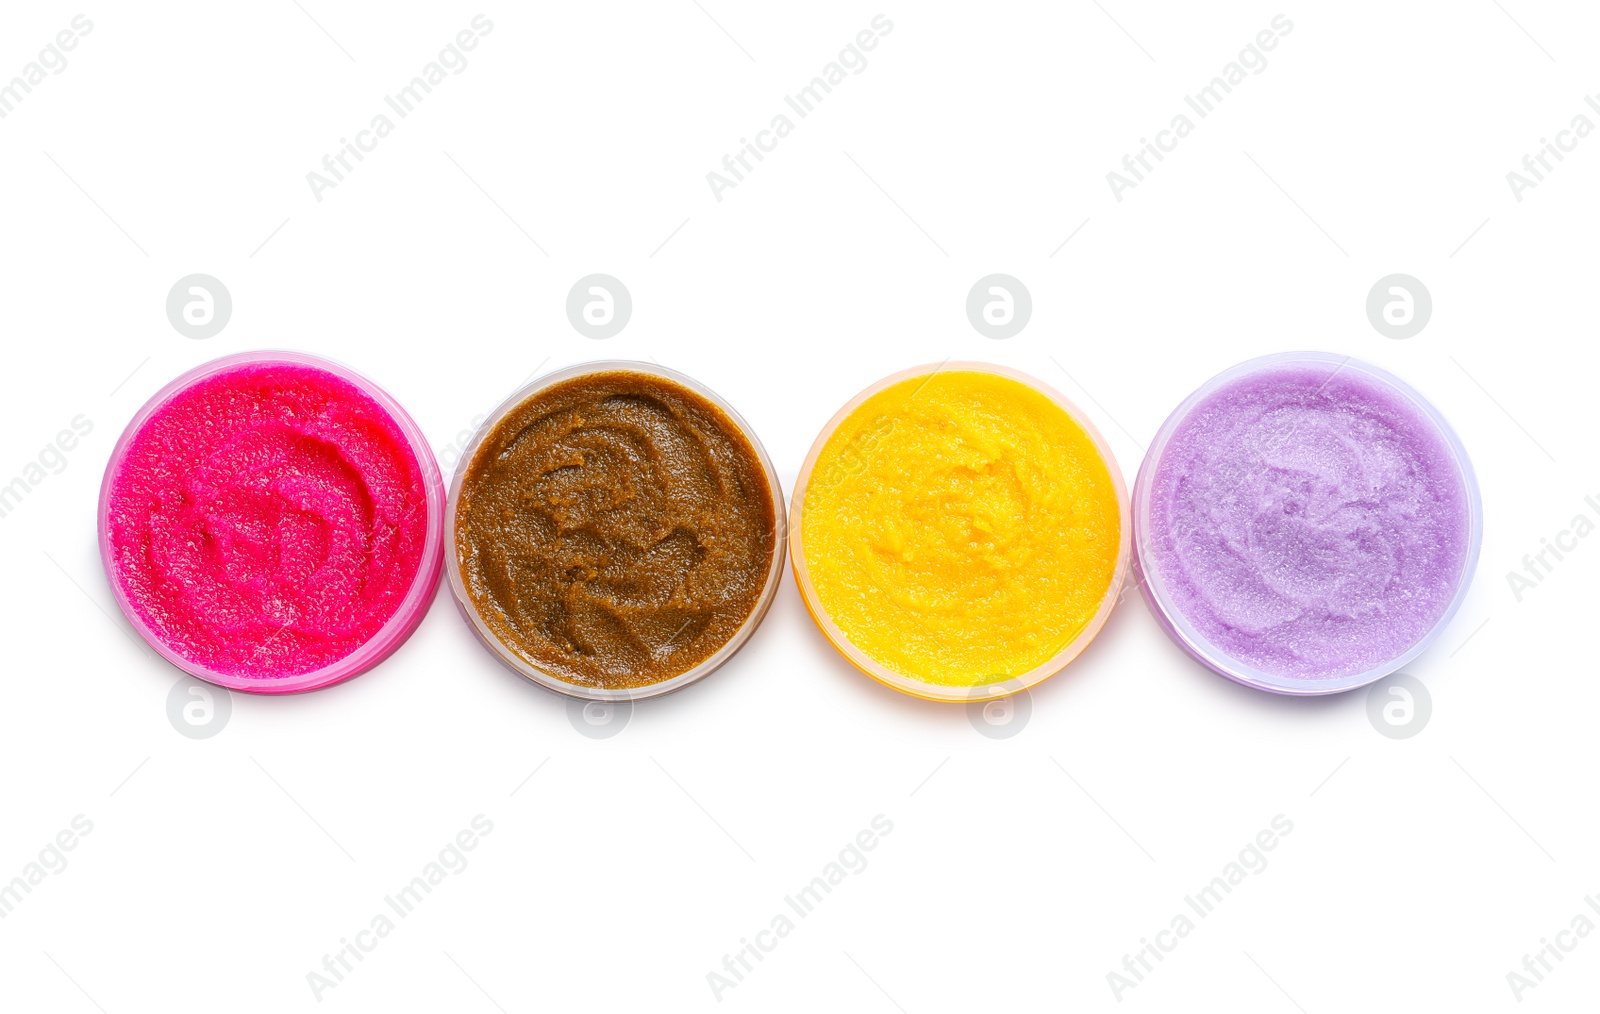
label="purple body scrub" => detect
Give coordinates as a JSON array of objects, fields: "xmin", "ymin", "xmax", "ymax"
[{"xmin": 1133, "ymin": 353, "xmax": 1480, "ymax": 694}]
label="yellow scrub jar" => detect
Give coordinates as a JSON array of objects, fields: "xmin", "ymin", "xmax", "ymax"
[{"xmin": 791, "ymin": 364, "xmax": 1129, "ymax": 701}]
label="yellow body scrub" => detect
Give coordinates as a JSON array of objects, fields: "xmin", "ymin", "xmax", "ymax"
[{"xmin": 792, "ymin": 365, "xmax": 1128, "ymax": 701}]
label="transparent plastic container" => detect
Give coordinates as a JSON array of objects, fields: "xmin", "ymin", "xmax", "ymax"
[
  {"xmin": 444, "ymin": 360, "xmax": 787, "ymax": 702},
  {"xmin": 98, "ymin": 350, "xmax": 446, "ymax": 694},
  {"xmin": 789, "ymin": 361, "xmax": 1131, "ymax": 703},
  {"xmin": 1131, "ymin": 351, "xmax": 1483, "ymax": 695}
]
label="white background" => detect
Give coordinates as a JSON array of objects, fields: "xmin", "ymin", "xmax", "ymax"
[{"xmin": 1, "ymin": 2, "xmax": 1596, "ymax": 1011}]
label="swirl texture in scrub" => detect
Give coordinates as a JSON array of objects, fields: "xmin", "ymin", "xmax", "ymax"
[
  {"xmin": 103, "ymin": 360, "xmax": 432, "ymax": 681},
  {"xmin": 801, "ymin": 370, "xmax": 1122, "ymax": 686},
  {"xmin": 453, "ymin": 371, "xmax": 776, "ymax": 689},
  {"xmin": 1142, "ymin": 360, "xmax": 1473, "ymax": 683}
]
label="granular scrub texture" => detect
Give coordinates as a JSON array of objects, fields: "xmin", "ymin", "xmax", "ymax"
[
  {"xmin": 801, "ymin": 370, "xmax": 1122, "ymax": 686},
  {"xmin": 104, "ymin": 362, "xmax": 431, "ymax": 679},
  {"xmin": 1143, "ymin": 362, "xmax": 1473, "ymax": 681},
  {"xmin": 454, "ymin": 371, "xmax": 776, "ymax": 689}
]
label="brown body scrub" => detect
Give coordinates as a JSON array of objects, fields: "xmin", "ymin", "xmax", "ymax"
[{"xmin": 454, "ymin": 371, "xmax": 776, "ymax": 688}]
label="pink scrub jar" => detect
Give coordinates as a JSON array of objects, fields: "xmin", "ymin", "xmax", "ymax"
[{"xmin": 100, "ymin": 352, "xmax": 443, "ymax": 692}]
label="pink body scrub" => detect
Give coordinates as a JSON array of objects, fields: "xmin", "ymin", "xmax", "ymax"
[{"xmin": 101, "ymin": 353, "xmax": 442, "ymax": 692}]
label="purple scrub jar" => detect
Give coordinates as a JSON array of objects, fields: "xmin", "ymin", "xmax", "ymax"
[{"xmin": 1132, "ymin": 353, "xmax": 1481, "ymax": 695}]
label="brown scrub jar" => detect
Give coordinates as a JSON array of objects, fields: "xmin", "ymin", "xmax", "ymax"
[{"xmin": 447, "ymin": 362, "xmax": 784, "ymax": 700}]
